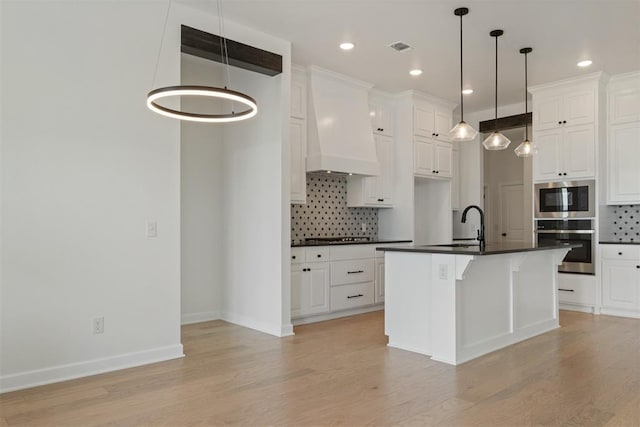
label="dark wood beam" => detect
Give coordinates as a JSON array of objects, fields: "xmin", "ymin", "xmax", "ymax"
[
  {"xmin": 479, "ymin": 112, "xmax": 532, "ymax": 133},
  {"xmin": 181, "ymin": 25, "xmax": 282, "ymax": 77}
]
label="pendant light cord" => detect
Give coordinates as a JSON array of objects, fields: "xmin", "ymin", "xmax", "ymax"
[
  {"xmin": 524, "ymin": 51, "xmax": 529, "ymax": 140},
  {"xmin": 216, "ymin": 0, "xmax": 235, "ymax": 113},
  {"xmin": 459, "ymin": 13, "xmax": 464, "ymax": 122},
  {"xmin": 150, "ymin": 0, "xmax": 173, "ymax": 91},
  {"xmin": 494, "ymin": 34, "xmax": 498, "ymax": 132}
]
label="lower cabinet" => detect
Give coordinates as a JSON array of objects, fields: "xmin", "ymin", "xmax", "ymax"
[
  {"xmin": 291, "ymin": 262, "xmax": 330, "ymax": 318},
  {"xmin": 375, "ymin": 257, "xmax": 385, "ymax": 303},
  {"xmin": 601, "ymin": 245, "xmax": 640, "ymax": 317}
]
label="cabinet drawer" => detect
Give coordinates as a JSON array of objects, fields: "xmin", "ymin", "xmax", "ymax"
[
  {"xmin": 557, "ymin": 274, "xmax": 596, "ymax": 306},
  {"xmin": 330, "ymin": 282, "xmax": 375, "ymax": 311},
  {"xmin": 330, "ymin": 245, "xmax": 375, "ymax": 260},
  {"xmin": 291, "ymin": 247, "xmax": 305, "ymax": 264},
  {"xmin": 331, "ymin": 259, "xmax": 374, "ymax": 285},
  {"xmin": 305, "ymin": 247, "xmax": 330, "ymax": 262},
  {"xmin": 601, "ymin": 245, "xmax": 640, "ymax": 260}
]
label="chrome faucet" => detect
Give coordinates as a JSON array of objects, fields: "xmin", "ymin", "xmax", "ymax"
[{"xmin": 461, "ymin": 205, "xmax": 486, "ymax": 248}]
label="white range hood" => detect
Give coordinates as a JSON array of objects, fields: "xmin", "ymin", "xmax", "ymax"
[{"xmin": 306, "ymin": 66, "xmax": 380, "ymax": 176}]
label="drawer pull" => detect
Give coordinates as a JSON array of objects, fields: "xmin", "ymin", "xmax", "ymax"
[
  {"xmin": 347, "ymin": 270, "xmax": 365, "ymax": 274},
  {"xmin": 558, "ymin": 288, "xmax": 575, "ymax": 292},
  {"xmin": 347, "ymin": 294, "xmax": 364, "ymax": 299}
]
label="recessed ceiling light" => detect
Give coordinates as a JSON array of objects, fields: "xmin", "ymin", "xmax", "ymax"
[
  {"xmin": 577, "ymin": 60, "xmax": 592, "ymax": 67},
  {"xmin": 462, "ymin": 89, "xmax": 473, "ymax": 95},
  {"xmin": 339, "ymin": 42, "xmax": 355, "ymax": 51},
  {"xmin": 409, "ymin": 69, "xmax": 423, "ymax": 76}
]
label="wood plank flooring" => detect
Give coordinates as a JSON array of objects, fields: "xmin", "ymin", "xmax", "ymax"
[{"xmin": 1, "ymin": 310, "xmax": 639, "ymax": 426}]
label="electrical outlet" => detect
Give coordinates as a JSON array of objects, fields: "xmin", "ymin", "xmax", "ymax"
[
  {"xmin": 438, "ymin": 264, "xmax": 448, "ymax": 280},
  {"xmin": 93, "ymin": 317, "xmax": 104, "ymax": 334},
  {"xmin": 146, "ymin": 221, "xmax": 158, "ymax": 238}
]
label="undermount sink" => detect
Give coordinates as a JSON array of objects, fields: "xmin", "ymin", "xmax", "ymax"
[{"xmin": 433, "ymin": 243, "xmax": 480, "ymax": 248}]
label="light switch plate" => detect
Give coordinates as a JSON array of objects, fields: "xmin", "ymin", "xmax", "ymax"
[{"xmin": 438, "ymin": 264, "xmax": 448, "ymax": 280}]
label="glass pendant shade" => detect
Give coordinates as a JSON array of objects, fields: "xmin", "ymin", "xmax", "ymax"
[
  {"xmin": 514, "ymin": 139, "xmax": 536, "ymax": 157},
  {"xmin": 450, "ymin": 120, "xmax": 478, "ymax": 141},
  {"xmin": 482, "ymin": 131, "xmax": 511, "ymax": 150}
]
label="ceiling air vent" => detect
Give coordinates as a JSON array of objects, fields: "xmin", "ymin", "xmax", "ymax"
[{"xmin": 388, "ymin": 41, "xmax": 413, "ymax": 52}]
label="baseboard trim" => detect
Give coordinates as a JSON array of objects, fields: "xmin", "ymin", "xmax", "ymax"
[
  {"xmin": 220, "ymin": 311, "xmax": 286, "ymax": 337},
  {"xmin": 292, "ymin": 304, "xmax": 384, "ymax": 326},
  {"xmin": 600, "ymin": 307, "xmax": 640, "ymax": 319},
  {"xmin": 181, "ymin": 310, "xmax": 220, "ymax": 325},
  {"xmin": 559, "ymin": 303, "xmax": 595, "ymax": 314},
  {"xmin": 0, "ymin": 344, "xmax": 184, "ymax": 394}
]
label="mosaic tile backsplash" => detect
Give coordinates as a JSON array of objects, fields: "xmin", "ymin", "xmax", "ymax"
[
  {"xmin": 291, "ymin": 174, "xmax": 378, "ymax": 244},
  {"xmin": 599, "ymin": 204, "xmax": 640, "ymax": 242}
]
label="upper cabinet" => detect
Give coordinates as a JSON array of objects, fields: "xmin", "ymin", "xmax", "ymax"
[
  {"xmin": 369, "ymin": 95, "xmax": 395, "ymax": 137},
  {"xmin": 606, "ymin": 72, "xmax": 640, "ymax": 204},
  {"xmin": 414, "ymin": 136, "xmax": 452, "ymax": 179},
  {"xmin": 290, "ymin": 66, "xmax": 307, "ymax": 204},
  {"xmin": 347, "ymin": 134, "xmax": 395, "ymax": 207},
  {"xmin": 414, "ymin": 101, "xmax": 452, "ymax": 142},
  {"xmin": 530, "ymin": 72, "xmax": 606, "ymax": 182}
]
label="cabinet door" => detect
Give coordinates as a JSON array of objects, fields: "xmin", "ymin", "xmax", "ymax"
[
  {"xmin": 608, "ymin": 122, "xmax": 640, "ymax": 203},
  {"xmin": 435, "ymin": 142, "xmax": 453, "ymax": 178},
  {"xmin": 376, "ymin": 135, "xmax": 394, "ymax": 205},
  {"xmin": 609, "ymin": 84, "xmax": 640, "ymax": 124},
  {"xmin": 451, "ymin": 148, "xmax": 460, "ymax": 210},
  {"xmin": 292, "ymin": 263, "xmax": 330, "ymax": 318},
  {"xmin": 414, "ymin": 137, "xmax": 435, "ymax": 176},
  {"xmin": 375, "ymin": 258, "xmax": 385, "ymax": 303},
  {"xmin": 414, "ymin": 104, "xmax": 435, "ymax": 137},
  {"xmin": 563, "ymin": 89, "xmax": 595, "ymax": 126},
  {"xmin": 602, "ymin": 260, "xmax": 639, "ymax": 311},
  {"xmin": 291, "ymin": 76, "xmax": 306, "ymax": 119},
  {"xmin": 290, "ymin": 119, "xmax": 307, "ymax": 203},
  {"xmin": 370, "ymin": 101, "xmax": 394, "ymax": 136},
  {"xmin": 562, "ymin": 124, "xmax": 595, "ymax": 179},
  {"xmin": 534, "ymin": 96, "xmax": 563, "ymax": 130},
  {"xmin": 434, "ymin": 110, "xmax": 452, "ymax": 142},
  {"xmin": 533, "ymin": 128, "xmax": 563, "ymax": 181}
]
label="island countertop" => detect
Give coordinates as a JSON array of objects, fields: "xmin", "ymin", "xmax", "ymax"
[{"xmin": 377, "ymin": 242, "xmax": 581, "ymax": 256}]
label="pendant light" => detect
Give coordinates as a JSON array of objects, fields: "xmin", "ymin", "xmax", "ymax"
[
  {"xmin": 146, "ymin": 0, "xmax": 257, "ymax": 123},
  {"xmin": 514, "ymin": 47, "xmax": 536, "ymax": 157},
  {"xmin": 482, "ymin": 30, "xmax": 511, "ymax": 150},
  {"xmin": 450, "ymin": 7, "xmax": 478, "ymax": 142}
]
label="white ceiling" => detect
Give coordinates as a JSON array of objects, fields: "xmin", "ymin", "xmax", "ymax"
[{"xmin": 183, "ymin": 0, "xmax": 640, "ymax": 113}]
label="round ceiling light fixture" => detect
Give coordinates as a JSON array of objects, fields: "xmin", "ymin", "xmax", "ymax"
[
  {"xmin": 340, "ymin": 42, "xmax": 355, "ymax": 50},
  {"xmin": 146, "ymin": 0, "xmax": 257, "ymax": 123},
  {"xmin": 577, "ymin": 59, "xmax": 593, "ymax": 67},
  {"xmin": 462, "ymin": 89, "xmax": 473, "ymax": 95},
  {"xmin": 409, "ymin": 69, "xmax": 423, "ymax": 76}
]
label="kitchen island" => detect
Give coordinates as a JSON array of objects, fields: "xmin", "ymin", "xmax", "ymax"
[{"xmin": 378, "ymin": 242, "xmax": 578, "ymax": 365}]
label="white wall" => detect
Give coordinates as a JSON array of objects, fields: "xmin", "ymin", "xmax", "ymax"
[
  {"xmin": 0, "ymin": 0, "xmax": 291, "ymax": 393},
  {"xmin": 180, "ymin": 55, "xmax": 224, "ymax": 325}
]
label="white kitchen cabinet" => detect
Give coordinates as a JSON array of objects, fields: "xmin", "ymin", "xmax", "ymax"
[
  {"xmin": 374, "ymin": 257, "xmax": 385, "ymax": 303},
  {"xmin": 530, "ymin": 73, "xmax": 604, "ymax": 182},
  {"xmin": 533, "ymin": 88, "xmax": 594, "ymax": 131},
  {"xmin": 291, "ymin": 262, "xmax": 330, "ymax": 318},
  {"xmin": 601, "ymin": 245, "xmax": 640, "ymax": 318},
  {"xmin": 607, "ymin": 122, "xmax": 640, "ymax": 203},
  {"xmin": 607, "ymin": 72, "xmax": 640, "ymax": 204},
  {"xmin": 347, "ymin": 135, "xmax": 394, "ymax": 207},
  {"xmin": 414, "ymin": 136, "xmax": 452, "ymax": 179},
  {"xmin": 290, "ymin": 66, "xmax": 308, "ymax": 204},
  {"xmin": 451, "ymin": 146, "xmax": 460, "ymax": 211},
  {"xmin": 533, "ymin": 124, "xmax": 595, "ymax": 181},
  {"xmin": 414, "ymin": 102, "xmax": 452, "ymax": 142},
  {"xmin": 290, "ymin": 119, "xmax": 307, "ymax": 204},
  {"xmin": 369, "ymin": 97, "xmax": 394, "ymax": 137}
]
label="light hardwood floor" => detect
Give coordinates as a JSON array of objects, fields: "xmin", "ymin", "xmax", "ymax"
[{"xmin": 1, "ymin": 310, "xmax": 639, "ymax": 426}]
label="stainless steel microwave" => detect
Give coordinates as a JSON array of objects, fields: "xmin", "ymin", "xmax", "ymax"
[{"xmin": 534, "ymin": 180, "xmax": 595, "ymax": 219}]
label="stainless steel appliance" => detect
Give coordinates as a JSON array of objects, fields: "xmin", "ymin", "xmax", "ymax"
[
  {"xmin": 534, "ymin": 180, "xmax": 595, "ymax": 219},
  {"xmin": 535, "ymin": 219, "xmax": 595, "ymax": 274}
]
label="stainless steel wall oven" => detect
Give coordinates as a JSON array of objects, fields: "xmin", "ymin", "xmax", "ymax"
[{"xmin": 535, "ymin": 219, "xmax": 595, "ymax": 275}]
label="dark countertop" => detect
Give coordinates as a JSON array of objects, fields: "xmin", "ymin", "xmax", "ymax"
[
  {"xmin": 292, "ymin": 239, "xmax": 412, "ymax": 248},
  {"xmin": 599, "ymin": 241, "xmax": 640, "ymax": 245},
  {"xmin": 377, "ymin": 242, "xmax": 581, "ymax": 256}
]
